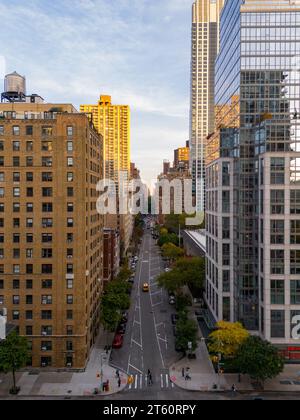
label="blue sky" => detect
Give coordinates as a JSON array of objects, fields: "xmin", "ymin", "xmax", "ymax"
[{"xmin": 0, "ymin": 0, "xmax": 192, "ymax": 185}]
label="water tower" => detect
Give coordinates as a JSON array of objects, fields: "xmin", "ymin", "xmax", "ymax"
[{"xmin": 1, "ymin": 71, "xmax": 26, "ymax": 102}]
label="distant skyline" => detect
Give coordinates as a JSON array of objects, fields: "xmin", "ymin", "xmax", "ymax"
[{"xmin": 0, "ymin": 0, "xmax": 193, "ymax": 186}]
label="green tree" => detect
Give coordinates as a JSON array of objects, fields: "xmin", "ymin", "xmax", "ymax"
[
  {"xmin": 161, "ymin": 243, "xmax": 184, "ymax": 261},
  {"xmin": 235, "ymin": 336, "xmax": 284, "ymax": 387},
  {"xmin": 175, "ymin": 257, "xmax": 205, "ymax": 291},
  {"xmin": 208, "ymin": 321, "xmax": 249, "ymax": 358},
  {"xmin": 0, "ymin": 331, "xmax": 29, "ymax": 394},
  {"xmin": 158, "ymin": 233, "xmax": 179, "ymax": 247},
  {"xmin": 157, "ymin": 270, "xmax": 186, "ymax": 293},
  {"xmin": 176, "ymin": 313, "xmax": 198, "ymax": 352}
]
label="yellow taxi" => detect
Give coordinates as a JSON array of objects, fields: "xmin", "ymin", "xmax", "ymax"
[{"xmin": 143, "ymin": 283, "xmax": 150, "ymax": 293}]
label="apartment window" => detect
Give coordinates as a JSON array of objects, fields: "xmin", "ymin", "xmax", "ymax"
[
  {"xmin": 26, "ymin": 311, "xmax": 33, "ymax": 320},
  {"xmin": 26, "ymin": 279, "xmax": 33, "ymax": 289},
  {"xmin": 41, "ymin": 295, "xmax": 52, "ymax": 305},
  {"xmin": 26, "ymin": 264, "xmax": 33, "ymax": 274},
  {"xmin": 26, "ymin": 157, "xmax": 33, "ymax": 167},
  {"xmin": 67, "ymin": 187, "xmax": 73, "ymax": 197},
  {"xmin": 271, "ymin": 280, "xmax": 285, "ymax": 305},
  {"xmin": 41, "ymin": 310, "xmax": 52, "ymax": 320},
  {"xmin": 42, "ymin": 265, "xmax": 52, "ymax": 274},
  {"xmin": 222, "ymin": 162, "xmax": 230, "ymax": 186},
  {"xmin": 41, "ymin": 357, "xmax": 52, "ymax": 367},
  {"xmin": 13, "ymin": 203, "xmax": 20, "ymax": 213},
  {"xmin": 13, "ymin": 157, "xmax": 20, "ymax": 167},
  {"xmin": 66, "ymin": 310, "xmax": 73, "ymax": 320},
  {"xmin": 42, "ymin": 280, "xmax": 52, "ymax": 289},
  {"xmin": 26, "ymin": 141, "xmax": 33, "ymax": 152},
  {"xmin": 67, "ymin": 279, "xmax": 73, "ymax": 289},
  {"xmin": 26, "ymin": 203, "xmax": 33, "ymax": 213},
  {"xmin": 270, "ymin": 220, "xmax": 284, "ymax": 244},
  {"xmin": 13, "ymin": 172, "xmax": 20, "ymax": 182},
  {"xmin": 67, "ymin": 295, "xmax": 73, "ymax": 305},
  {"xmin": 291, "ymin": 221, "xmax": 300, "ymax": 244},
  {"xmin": 42, "ymin": 249, "xmax": 52, "ymax": 258},
  {"xmin": 222, "ymin": 244, "xmax": 230, "ymax": 266},
  {"xmin": 41, "ymin": 326, "xmax": 52, "ymax": 336},
  {"xmin": 222, "ymin": 191, "xmax": 230, "ymax": 213},
  {"xmin": 67, "ymin": 173, "xmax": 74, "ymax": 182},
  {"xmin": 66, "ymin": 326, "xmax": 73, "ymax": 336},
  {"xmin": 42, "ymin": 172, "xmax": 53, "ymax": 182},
  {"xmin": 0, "ymin": 173, "xmax": 4, "ymax": 182},
  {"xmin": 66, "ymin": 341, "xmax": 73, "ymax": 351},
  {"xmin": 0, "ymin": 204, "xmax": 4, "ymax": 213},
  {"xmin": 41, "ymin": 342, "xmax": 52, "ymax": 352},
  {"xmin": 13, "ymin": 126, "xmax": 20, "ymax": 136},
  {"xmin": 13, "ymin": 248, "xmax": 20, "ymax": 258},
  {"xmin": 290, "ymin": 280, "xmax": 300, "ymax": 305},
  {"xmin": 0, "ymin": 157, "xmax": 4, "ymax": 166},
  {"xmin": 42, "ymin": 157, "xmax": 52, "ymax": 167},
  {"xmin": 13, "ymin": 234, "xmax": 20, "ymax": 243},
  {"xmin": 0, "ymin": 249, "xmax": 3, "ymax": 259},
  {"xmin": 26, "ymin": 126, "xmax": 33, "ymax": 136},
  {"xmin": 27, "ymin": 187, "xmax": 33, "ymax": 197},
  {"xmin": 67, "ymin": 157, "xmax": 74, "ymax": 167},
  {"xmin": 12, "ymin": 311, "xmax": 20, "ymax": 320},
  {"xmin": 291, "ymin": 190, "xmax": 300, "ymax": 214},
  {"xmin": 291, "ymin": 250, "xmax": 300, "ymax": 275},
  {"xmin": 67, "ymin": 264, "xmax": 73, "ymax": 274},
  {"xmin": 13, "ymin": 187, "xmax": 20, "ymax": 197},
  {"xmin": 67, "ymin": 141, "xmax": 73, "ymax": 153},
  {"xmin": 42, "ymin": 187, "xmax": 52, "ymax": 197},
  {"xmin": 67, "ymin": 249, "xmax": 73, "ymax": 259},
  {"xmin": 26, "ymin": 234, "xmax": 33, "ymax": 243},
  {"xmin": 290, "ymin": 158, "xmax": 300, "ymax": 184},
  {"xmin": 42, "ymin": 219, "xmax": 53, "ymax": 228},
  {"xmin": 271, "ymin": 250, "xmax": 285, "ymax": 275},
  {"xmin": 222, "ymin": 217, "xmax": 230, "ymax": 239},
  {"xmin": 67, "ymin": 126, "xmax": 73, "ymax": 137},
  {"xmin": 26, "ymin": 295, "xmax": 33, "ymax": 305},
  {"xmin": 270, "ymin": 158, "xmax": 285, "ymax": 185},
  {"xmin": 271, "ymin": 310, "xmax": 285, "ymax": 338},
  {"xmin": 223, "ymin": 270, "xmax": 230, "ymax": 293},
  {"xmin": 26, "ymin": 218, "xmax": 33, "ymax": 228},
  {"xmin": 0, "ymin": 126, "xmax": 4, "ymax": 135},
  {"xmin": 26, "ymin": 248, "xmax": 33, "ymax": 259},
  {"xmin": 0, "ymin": 295, "xmax": 3, "ymax": 305},
  {"xmin": 42, "ymin": 203, "xmax": 53, "ymax": 213},
  {"xmin": 67, "ymin": 218, "xmax": 74, "ymax": 228},
  {"xmin": 26, "ymin": 172, "xmax": 34, "ymax": 182},
  {"xmin": 41, "ymin": 141, "xmax": 52, "ymax": 152},
  {"xmin": 42, "ymin": 127, "xmax": 53, "ymax": 137},
  {"xmin": 67, "ymin": 233, "xmax": 73, "ymax": 243},
  {"xmin": 13, "ymin": 265, "xmax": 20, "ymax": 274},
  {"xmin": 13, "ymin": 141, "xmax": 20, "ymax": 151},
  {"xmin": 13, "ymin": 295, "xmax": 20, "ymax": 305},
  {"xmin": 0, "ymin": 280, "xmax": 3, "ymax": 289},
  {"xmin": 26, "ymin": 326, "xmax": 33, "ymax": 336},
  {"xmin": 13, "ymin": 279, "xmax": 20, "ymax": 289},
  {"xmin": 42, "ymin": 234, "xmax": 52, "ymax": 243},
  {"xmin": 0, "ymin": 188, "xmax": 4, "ymax": 198},
  {"xmin": 0, "ymin": 219, "xmax": 3, "ymax": 228}
]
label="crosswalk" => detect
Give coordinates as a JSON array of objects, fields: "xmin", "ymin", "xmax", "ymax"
[{"xmin": 126, "ymin": 373, "xmax": 175, "ymax": 391}]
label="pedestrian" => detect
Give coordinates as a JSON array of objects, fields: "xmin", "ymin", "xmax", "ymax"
[
  {"xmin": 232, "ymin": 384, "xmax": 237, "ymax": 393},
  {"xmin": 115, "ymin": 369, "xmax": 120, "ymax": 379},
  {"xmin": 182, "ymin": 367, "xmax": 185, "ymax": 378},
  {"xmin": 118, "ymin": 377, "xmax": 121, "ymax": 388}
]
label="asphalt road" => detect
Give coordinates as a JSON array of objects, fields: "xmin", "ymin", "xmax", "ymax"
[{"xmin": 110, "ymin": 230, "xmax": 179, "ymax": 395}]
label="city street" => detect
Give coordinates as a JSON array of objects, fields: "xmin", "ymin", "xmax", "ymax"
[{"xmin": 110, "ymin": 230, "xmax": 180, "ymax": 395}]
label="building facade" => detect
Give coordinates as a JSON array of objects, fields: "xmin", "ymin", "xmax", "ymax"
[
  {"xmin": 103, "ymin": 229, "xmax": 120, "ymax": 284},
  {"xmin": 206, "ymin": 0, "xmax": 300, "ymax": 359},
  {"xmin": 174, "ymin": 142, "xmax": 190, "ymax": 171},
  {"xmin": 190, "ymin": 0, "xmax": 225, "ymax": 211},
  {"xmin": 0, "ymin": 101, "xmax": 104, "ymax": 368}
]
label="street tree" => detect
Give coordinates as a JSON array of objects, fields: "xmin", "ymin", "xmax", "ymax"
[
  {"xmin": 176, "ymin": 313, "xmax": 198, "ymax": 353},
  {"xmin": 161, "ymin": 243, "xmax": 184, "ymax": 261},
  {"xmin": 158, "ymin": 233, "xmax": 179, "ymax": 247},
  {"xmin": 175, "ymin": 257, "xmax": 205, "ymax": 291},
  {"xmin": 157, "ymin": 270, "xmax": 186, "ymax": 293},
  {"xmin": 208, "ymin": 321, "xmax": 249, "ymax": 358},
  {"xmin": 0, "ymin": 331, "xmax": 29, "ymax": 394},
  {"xmin": 235, "ymin": 336, "xmax": 284, "ymax": 388}
]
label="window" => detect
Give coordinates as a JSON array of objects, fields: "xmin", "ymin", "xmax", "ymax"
[
  {"xmin": 0, "ymin": 219, "xmax": 3, "ymax": 228},
  {"xmin": 42, "ymin": 264, "xmax": 52, "ymax": 274},
  {"xmin": 13, "ymin": 265, "xmax": 20, "ymax": 274},
  {"xmin": 26, "ymin": 126, "xmax": 33, "ymax": 136},
  {"xmin": 67, "ymin": 187, "xmax": 73, "ymax": 197},
  {"xmin": 13, "ymin": 126, "xmax": 20, "ymax": 136},
  {"xmin": 0, "ymin": 126, "xmax": 4, "ymax": 135},
  {"xmin": 67, "ymin": 126, "xmax": 73, "ymax": 137},
  {"xmin": 26, "ymin": 279, "xmax": 33, "ymax": 289},
  {"xmin": 67, "ymin": 203, "xmax": 74, "ymax": 213},
  {"xmin": 271, "ymin": 158, "xmax": 285, "ymax": 185},
  {"xmin": 13, "ymin": 279, "xmax": 20, "ymax": 289},
  {"xmin": 67, "ymin": 264, "xmax": 73, "ymax": 274},
  {"xmin": 66, "ymin": 326, "xmax": 73, "ymax": 336},
  {"xmin": 13, "ymin": 234, "xmax": 20, "ymax": 243},
  {"xmin": 41, "ymin": 342, "xmax": 52, "ymax": 352},
  {"xmin": 26, "ymin": 311, "xmax": 33, "ymax": 320},
  {"xmin": 42, "ymin": 157, "xmax": 52, "ymax": 167},
  {"xmin": 26, "ymin": 234, "xmax": 33, "ymax": 243},
  {"xmin": 271, "ymin": 280, "xmax": 285, "ymax": 305},
  {"xmin": 26, "ymin": 203, "xmax": 33, "ymax": 213},
  {"xmin": 26, "ymin": 249, "xmax": 33, "ymax": 258},
  {"xmin": 271, "ymin": 310, "xmax": 285, "ymax": 338},
  {"xmin": 291, "ymin": 190, "xmax": 300, "ymax": 214},
  {"xmin": 42, "ymin": 127, "xmax": 53, "ymax": 137},
  {"xmin": 67, "ymin": 295, "xmax": 73, "ymax": 305},
  {"xmin": 13, "ymin": 295, "xmax": 20, "ymax": 305},
  {"xmin": 26, "ymin": 264, "xmax": 33, "ymax": 274},
  {"xmin": 291, "ymin": 250, "xmax": 300, "ymax": 275},
  {"xmin": 67, "ymin": 218, "xmax": 74, "ymax": 228},
  {"xmin": 13, "ymin": 157, "xmax": 20, "ymax": 167},
  {"xmin": 13, "ymin": 203, "xmax": 20, "ymax": 212},
  {"xmin": 41, "ymin": 326, "xmax": 52, "ymax": 336},
  {"xmin": 41, "ymin": 295, "xmax": 52, "ymax": 305},
  {"xmin": 222, "ymin": 162, "xmax": 230, "ymax": 186},
  {"xmin": 41, "ymin": 357, "xmax": 52, "ymax": 367},
  {"xmin": 222, "ymin": 191, "xmax": 230, "ymax": 213},
  {"xmin": 270, "ymin": 220, "xmax": 284, "ymax": 244},
  {"xmin": 0, "ymin": 280, "xmax": 3, "ymax": 289},
  {"xmin": 0, "ymin": 249, "xmax": 3, "ymax": 259},
  {"xmin": 42, "ymin": 187, "xmax": 52, "ymax": 197},
  {"xmin": 291, "ymin": 280, "xmax": 300, "ymax": 305},
  {"xmin": 42, "ymin": 249, "xmax": 52, "ymax": 258},
  {"xmin": 26, "ymin": 141, "xmax": 33, "ymax": 152},
  {"xmin": 67, "ymin": 279, "xmax": 73, "ymax": 289},
  {"xmin": 67, "ymin": 233, "xmax": 73, "ymax": 243},
  {"xmin": 26, "ymin": 295, "xmax": 33, "ymax": 305},
  {"xmin": 41, "ymin": 141, "xmax": 52, "ymax": 152},
  {"xmin": 13, "ymin": 187, "xmax": 20, "ymax": 197},
  {"xmin": 26, "ymin": 326, "xmax": 33, "ymax": 336},
  {"xmin": 13, "ymin": 172, "xmax": 20, "ymax": 182},
  {"xmin": 66, "ymin": 310, "xmax": 73, "ymax": 320},
  {"xmin": 67, "ymin": 249, "xmax": 73, "ymax": 259},
  {"xmin": 66, "ymin": 341, "xmax": 73, "ymax": 351},
  {"xmin": 13, "ymin": 248, "xmax": 20, "ymax": 258},
  {"xmin": 26, "ymin": 172, "xmax": 33, "ymax": 182},
  {"xmin": 13, "ymin": 141, "xmax": 20, "ymax": 151},
  {"xmin": 42, "ymin": 218, "xmax": 53, "ymax": 228},
  {"xmin": 67, "ymin": 173, "xmax": 74, "ymax": 182},
  {"xmin": 27, "ymin": 187, "xmax": 33, "ymax": 197},
  {"xmin": 42, "ymin": 234, "xmax": 52, "ymax": 243},
  {"xmin": 41, "ymin": 311, "xmax": 52, "ymax": 320},
  {"xmin": 26, "ymin": 157, "xmax": 33, "ymax": 167},
  {"xmin": 222, "ymin": 244, "xmax": 230, "ymax": 266},
  {"xmin": 67, "ymin": 157, "xmax": 74, "ymax": 167},
  {"xmin": 271, "ymin": 250, "xmax": 285, "ymax": 275},
  {"xmin": 0, "ymin": 188, "xmax": 4, "ymax": 198},
  {"xmin": 42, "ymin": 203, "xmax": 53, "ymax": 213},
  {"xmin": 0, "ymin": 173, "xmax": 4, "ymax": 182},
  {"xmin": 0, "ymin": 157, "xmax": 4, "ymax": 166},
  {"xmin": 290, "ymin": 158, "xmax": 300, "ymax": 184},
  {"xmin": 42, "ymin": 280, "xmax": 52, "ymax": 289},
  {"xmin": 42, "ymin": 172, "xmax": 53, "ymax": 182},
  {"xmin": 12, "ymin": 311, "xmax": 20, "ymax": 320},
  {"xmin": 67, "ymin": 141, "xmax": 73, "ymax": 153},
  {"xmin": 26, "ymin": 218, "xmax": 33, "ymax": 228},
  {"xmin": 0, "ymin": 296, "xmax": 3, "ymax": 305},
  {"xmin": 222, "ymin": 218, "xmax": 230, "ymax": 239},
  {"xmin": 0, "ymin": 204, "xmax": 4, "ymax": 213},
  {"xmin": 291, "ymin": 221, "xmax": 300, "ymax": 244}
]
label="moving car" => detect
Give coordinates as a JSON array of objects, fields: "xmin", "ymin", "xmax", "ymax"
[
  {"xmin": 112, "ymin": 334, "xmax": 124, "ymax": 349},
  {"xmin": 143, "ymin": 283, "xmax": 150, "ymax": 292}
]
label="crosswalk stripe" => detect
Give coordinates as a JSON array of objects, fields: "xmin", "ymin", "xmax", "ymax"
[
  {"xmin": 135, "ymin": 375, "xmax": 138, "ymax": 389},
  {"xmin": 126, "ymin": 374, "xmax": 173, "ymax": 391}
]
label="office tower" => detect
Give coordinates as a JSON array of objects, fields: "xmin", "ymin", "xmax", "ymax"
[
  {"xmin": 0, "ymin": 84, "xmax": 104, "ymax": 368},
  {"xmin": 190, "ymin": 0, "xmax": 224, "ymax": 211},
  {"xmin": 174, "ymin": 142, "xmax": 190, "ymax": 171},
  {"xmin": 206, "ymin": 0, "xmax": 300, "ymax": 359}
]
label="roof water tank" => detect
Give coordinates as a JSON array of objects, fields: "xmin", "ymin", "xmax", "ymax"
[{"xmin": 4, "ymin": 71, "xmax": 26, "ymax": 95}]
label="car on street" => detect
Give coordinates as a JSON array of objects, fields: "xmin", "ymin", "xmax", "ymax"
[
  {"xmin": 143, "ymin": 283, "xmax": 150, "ymax": 292},
  {"xmin": 128, "ymin": 277, "xmax": 135, "ymax": 284},
  {"xmin": 117, "ymin": 323, "xmax": 126, "ymax": 335},
  {"xmin": 121, "ymin": 312, "xmax": 128, "ymax": 323},
  {"xmin": 169, "ymin": 296, "xmax": 176, "ymax": 305},
  {"xmin": 112, "ymin": 334, "xmax": 124, "ymax": 349}
]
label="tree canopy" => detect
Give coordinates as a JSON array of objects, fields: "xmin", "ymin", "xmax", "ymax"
[
  {"xmin": 208, "ymin": 321, "xmax": 249, "ymax": 358},
  {"xmin": 161, "ymin": 243, "xmax": 184, "ymax": 261},
  {"xmin": 176, "ymin": 313, "xmax": 198, "ymax": 352}
]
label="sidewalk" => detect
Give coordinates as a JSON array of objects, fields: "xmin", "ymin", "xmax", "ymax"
[{"xmin": 0, "ymin": 329, "xmax": 128, "ymax": 397}]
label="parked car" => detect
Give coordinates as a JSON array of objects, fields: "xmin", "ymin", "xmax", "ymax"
[
  {"xmin": 169, "ymin": 296, "xmax": 176, "ymax": 305},
  {"xmin": 121, "ymin": 312, "xmax": 128, "ymax": 323},
  {"xmin": 112, "ymin": 334, "xmax": 124, "ymax": 349},
  {"xmin": 117, "ymin": 323, "xmax": 126, "ymax": 335},
  {"xmin": 128, "ymin": 277, "xmax": 135, "ymax": 284},
  {"xmin": 171, "ymin": 314, "xmax": 179, "ymax": 325}
]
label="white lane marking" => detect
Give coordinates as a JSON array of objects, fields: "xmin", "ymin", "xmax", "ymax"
[
  {"xmin": 160, "ymin": 374, "xmax": 164, "ymax": 388},
  {"xmin": 131, "ymin": 339, "xmax": 142, "ymax": 348},
  {"xmin": 128, "ymin": 364, "xmax": 143, "ymax": 375},
  {"xmin": 135, "ymin": 375, "xmax": 138, "ymax": 389},
  {"xmin": 140, "ymin": 374, "xmax": 143, "ymax": 389},
  {"xmin": 166, "ymin": 374, "xmax": 169, "ymax": 388}
]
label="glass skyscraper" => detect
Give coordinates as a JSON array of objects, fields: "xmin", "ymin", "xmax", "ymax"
[{"xmin": 206, "ymin": 0, "xmax": 300, "ymax": 358}]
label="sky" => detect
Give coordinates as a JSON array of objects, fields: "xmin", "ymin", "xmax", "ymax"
[{"xmin": 0, "ymin": 0, "xmax": 192, "ymax": 186}]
